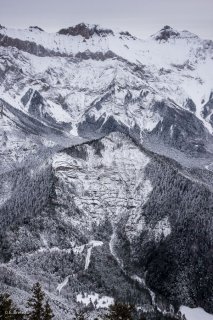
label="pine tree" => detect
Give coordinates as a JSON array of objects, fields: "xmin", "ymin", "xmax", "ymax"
[
  {"xmin": 74, "ymin": 309, "xmax": 86, "ymax": 320},
  {"xmin": 0, "ymin": 293, "xmax": 23, "ymax": 320},
  {"xmin": 43, "ymin": 301, "xmax": 54, "ymax": 320},
  {"xmin": 105, "ymin": 302, "xmax": 135, "ymax": 320},
  {"xmin": 27, "ymin": 283, "xmax": 45, "ymax": 320}
]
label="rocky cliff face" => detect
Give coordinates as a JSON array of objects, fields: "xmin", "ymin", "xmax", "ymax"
[{"xmin": 0, "ymin": 23, "xmax": 213, "ymax": 319}]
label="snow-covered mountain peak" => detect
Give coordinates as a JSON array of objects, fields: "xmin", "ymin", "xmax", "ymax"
[
  {"xmin": 29, "ymin": 26, "xmax": 44, "ymax": 32},
  {"xmin": 152, "ymin": 25, "xmax": 199, "ymax": 42},
  {"xmin": 0, "ymin": 22, "xmax": 213, "ymax": 151},
  {"xmin": 152, "ymin": 25, "xmax": 180, "ymax": 41},
  {"xmin": 58, "ymin": 22, "xmax": 115, "ymax": 39},
  {"xmin": 180, "ymin": 29, "xmax": 199, "ymax": 39},
  {"xmin": 57, "ymin": 22, "xmax": 137, "ymax": 42}
]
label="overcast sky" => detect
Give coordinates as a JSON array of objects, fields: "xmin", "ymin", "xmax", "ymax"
[{"xmin": 0, "ymin": 0, "xmax": 212, "ymax": 40}]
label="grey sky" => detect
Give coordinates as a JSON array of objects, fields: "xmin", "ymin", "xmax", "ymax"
[{"xmin": 0, "ymin": 0, "xmax": 212, "ymax": 40}]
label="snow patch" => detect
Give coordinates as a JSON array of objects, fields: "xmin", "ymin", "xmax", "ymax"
[
  {"xmin": 73, "ymin": 244, "xmax": 85, "ymax": 255},
  {"xmin": 153, "ymin": 217, "xmax": 171, "ymax": 240},
  {"xmin": 180, "ymin": 306, "xmax": 213, "ymax": 320},
  {"xmin": 131, "ymin": 275, "xmax": 146, "ymax": 286},
  {"xmin": 56, "ymin": 276, "xmax": 70, "ymax": 295},
  {"xmin": 76, "ymin": 292, "xmax": 114, "ymax": 309},
  {"xmin": 47, "ymin": 100, "xmax": 72, "ymax": 123},
  {"xmin": 0, "ymin": 180, "xmax": 12, "ymax": 206},
  {"xmin": 84, "ymin": 241, "xmax": 103, "ymax": 270}
]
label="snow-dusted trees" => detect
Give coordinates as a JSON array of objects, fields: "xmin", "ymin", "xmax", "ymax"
[
  {"xmin": 0, "ymin": 162, "xmax": 53, "ymax": 234},
  {"xmin": 27, "ymin": 283, "xmax": 45, "ymax": 320},
  {"xmin": 0, "ymin": 293, "xmax": 23, "ymax": 320},
  {"xmin": 43, "ymin": 301, "xmax": 54, "ymax": 320},
  {"xmin": 0, "ymin": 283, "xmax": 54, "ymax": 320},
  {"xmin": 132, "ymin": 158, "xmax": 213, "ymax": 313},
  {"xmin": 104, "ymin": 302, "xmax": 135, "ymax": 320},
  {"xmin": 27, "ymin": 282, "xmax": 54, "ymax": 320}
]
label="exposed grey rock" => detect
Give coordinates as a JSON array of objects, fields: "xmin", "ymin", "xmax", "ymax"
[
  {"xmin": 202, "ymin": 92, "xmax": 213, "ymax": 125},
  {"xmin": 58, "ymin": 23, "xmax": 114, "ymax": 39},
  {"xmin": 0, "ymin": 33, "xmax": 59, "ymax": 57},
  {"xmin": 119, "ymin": 31, "xmax": 136, "ymax": 40},
  {"xmin": 184, "ymin": 98, "xmax": 196, "ymax": 113},
  {"xmin": 154, "ymin": 26, "xmax": 180, "ymax": 41},
  {"xmin": 29, "ymin": 26, "xmax": 44, "ymax": 32},
  {"xmin": 0, "ymin": 98, "xmax": 66, "ymax": 136},
  {"xmin": 20, "ymin": 90, "xmax": 72, "ymax": 132},
  {"xmin": 150, "ymin": 100, "xmax": 208, "ymax": 154}
]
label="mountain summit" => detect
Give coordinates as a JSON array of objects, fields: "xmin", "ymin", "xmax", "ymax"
[
  {"xmin": 58, "ymin": 22, "xmax": 114, "ymax": 38},
  {"xmin": 152, "ymin": 25, "xmax": 199, "ymax": 41}
]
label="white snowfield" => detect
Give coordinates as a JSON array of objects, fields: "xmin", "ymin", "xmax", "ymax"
[
  {"xmin": 180, "ymin": 306, "xmax": 213, "ymax": 320},
  {"xmin": 76, "ymin": 292, "xmax": 114, "ymax": 309}
]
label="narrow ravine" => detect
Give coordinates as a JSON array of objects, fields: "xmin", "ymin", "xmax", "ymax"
[{"xmin": 109, "ymin": 228, "xmax": 177, "ymax": 317}]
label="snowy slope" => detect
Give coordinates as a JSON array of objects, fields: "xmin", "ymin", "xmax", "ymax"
[{"xmin": 180, "ymin": 306, "xmax": 213, "ymax": 320}]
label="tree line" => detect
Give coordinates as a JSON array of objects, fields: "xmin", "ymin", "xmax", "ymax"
[
  {"xmin": 0, "ymin": 282, "xmax": 186, "ymax": 320},
  {"xmin": 0, "ymin": 283, "xmax": 53, "ymax": 320}
]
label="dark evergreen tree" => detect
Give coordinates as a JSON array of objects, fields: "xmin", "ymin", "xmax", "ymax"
[
  {"xmin": 0, "ymin": 293, "xmax": 23, "ymax": 320},
  {"xmin": 27, "ymin": 283, "xmax": 45, "ymax": 320},
  {"xmin": 43, "ymin": 301, "xmax": 54, "ymax": 320},
  {"xmin": 74, "ymin": 309, "xmax": 86, "ymax": 320},
  {"xmin": 105, "ymin": 302, "xmax": 135, "ymax": 320}
]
